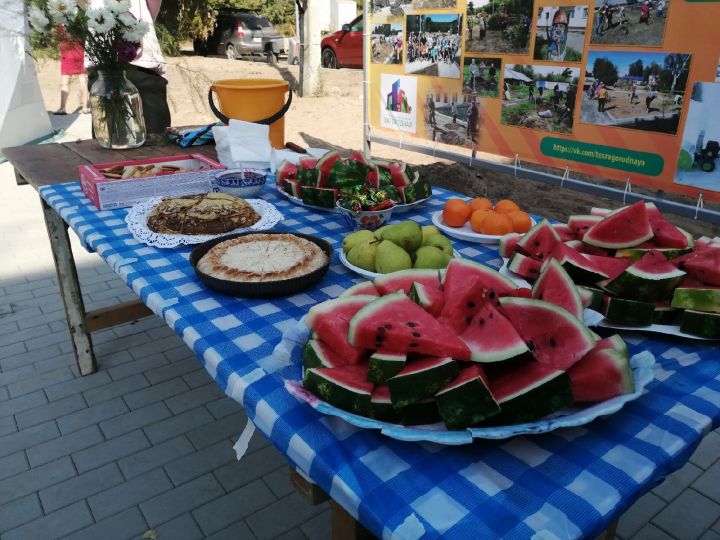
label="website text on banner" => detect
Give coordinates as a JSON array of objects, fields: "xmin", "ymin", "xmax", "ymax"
[{"xmin": 368, "ymin": 0, "xmax": 720, "ymax": 203}]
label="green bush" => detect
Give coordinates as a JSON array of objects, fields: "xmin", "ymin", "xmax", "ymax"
[
  {"xmin": 504, "ymin": 23, "xmax": 529, "ymax": 49},
  {"xmin": 154, "ymin": 22, "xmax": 182, "ymax": 57}
]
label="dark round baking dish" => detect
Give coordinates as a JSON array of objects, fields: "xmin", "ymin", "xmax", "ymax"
[{"xmin": 189, "ymin": 231, "xmax": 333, "ymax": 298}]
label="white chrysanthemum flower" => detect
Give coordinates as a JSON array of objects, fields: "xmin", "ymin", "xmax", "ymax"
[
  {"xmin": 116, "ymin": 11, "xmax": 135, "ymax": 26},
  {"xmin": 47, "ymin": 0, "xmax": 78, "ymax": 23},
  {"xmin": 121, "ymin": 19, "xmax": 149, "ymax": 42},
  {"xmin": 86, "ymin": 7, "xmax": 116, "ymax": 33},
  {"xmin": 28, "ymin": 6, "xmax": 51, "ymax": 32},
  {"xmin": 104, "ymin": 0, "xmax": 130, "ymax": 15}
]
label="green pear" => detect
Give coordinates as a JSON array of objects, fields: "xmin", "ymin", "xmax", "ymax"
[
  {"xmin": 343, "ymin": 229, "xmax": 375, "ymax": 253},
  {"xmin": 413, "ymin": 245, "xmax": 452, "ymax": 269},
  {"xmin": 422, "ymin": 233, "xmax": 454, "ymax": 256},
  {"xmin": 373, "ymin": 224, "xmax": 391, "ymax": 240},
  {"xmin": 346, "ymin": 239, "xmax": 378, "ymax": 272},
  {"xmin": 375, "ymin": 240, "xmax": 412, "ymax": 274},
  {"xmin": 421, "ymin": 225, "xmax": 440, "ymax": 244},
  {"xmin": 382, "ymin": 221, "xmax": 423, "ymax": 253}
]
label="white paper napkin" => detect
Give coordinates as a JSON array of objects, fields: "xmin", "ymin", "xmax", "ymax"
[{"xmin": 228, "ymin": 119, "xmax": 272, "ymax": 169}]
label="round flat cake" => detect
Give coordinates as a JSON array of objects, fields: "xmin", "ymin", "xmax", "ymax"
[
  {"xmin": 146, "ymin": 193, "xmax": 260, "ymax": 235},
  {"xmin": 197, "ymin": 233, "xmax": 328, "ymax": 282}
]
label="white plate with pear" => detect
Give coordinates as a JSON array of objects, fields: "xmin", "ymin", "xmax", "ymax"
[
  {"xmin": 339, "ymin": 224, "xmax": 459, "ymax": 279},
  {"xmin": 431, "ymin": 211, "xmax": 536, "ymax": 245}
]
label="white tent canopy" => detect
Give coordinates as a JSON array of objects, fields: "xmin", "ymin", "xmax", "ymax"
[
  {"xmin": 0, "ymin": 0, "xmax": 52, "ymax": 152},
  {"xmin": 503, "ymin": 67, "xmax": 533, "ymax": 83}
]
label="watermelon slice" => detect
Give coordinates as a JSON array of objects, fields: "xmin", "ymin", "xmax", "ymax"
[
  {"xmin": 552, "ymin": 223, "xmax": 577, "ymax": 242},
  {"xmin": 408, "ymin": 281, "xmax": 445, "ymax": 317},
  {"xmin": 673, "ymin": 249, "xmax": 720, "ymax": 286},
  {"xmin": 616, "ymin": 247, "xmax": 692, "ymax": 262},
  {"xmin": 387, "ymin": 356, "xmax": 459, "ymax": 407},
  {"xmin": 306, "ymin": 295, "xmax": 376, "ymax": 364},
  {"xmin": 349, "ymin": 151, "xmax": 370, "ymax": 165},
  {"xmin": 507, "ymin": 252, "xmax": 543, "ymax": 281},
  {"xmin": 281, "ymin": 178, "xmax": 302, "ymax": 198},
  {"xmin": 276, "ymin": 160, "xmax": 298, "ymax": 183},
  {"xmin": 374, "ymin": 269, "xmax": 443, "ymax": 296},
  {"xmin": 435, "ymin": 365, "xmax": 500, "ymax": 429},
  {"xmin": 300, "ymin": 186, "xmax": 338, "ymax": 208},
  {"xmin": 486, "ymin": 361, "xmax": 573, "ymax": 425},
  {"xmin": 498, "ymin": 297, "xmax": 597, "ymax": 370},
  {"xmin": 602, "ymin": 296, "xmax": 655, "ymax": 325},
  {"xmin": 499, "ymin": 233, "xmax": 522, "ymax": 258},
  {"xmin": 547, "ymin": 243, "xmax": 609, "ymax": 285},
  {"xmin": 302, "ymin": 338, "xmax": 348, "ymax": 369},
  {"xmin": 399, "ymin": 398, "xmax": 441, "ymax": 425},
  {"xmin": 532, "ymin": 259, "xmax": 584, "ymax": 320},
  {"xmin": 368, "ymin": 351, "xmax": 406, "ymax": 384},
  {"xmin": 568, "ymin": 348, "xmax": 635, "ymax": 402},
  {"xmin": 303, "ymin": 365, "xmax": 373, "ymax": 415},
  {"xmin": 671, "ymin": 286, "xmax": 720, "ymax": 313},
  {"xmin": 590, "ymin": 207, "xmax": 612, "ymax": 217},
  {"xmin": 649, "ymin": 214, "xmax": 690, "ymax": 249},
  {"xmin": 340, "ymin": 281, "xmax": 380, "ymax": 297},
  {"xmin": 459, "ymin": 302, "xmax": 530, "ymax": 363},
  {"xmin": 577, "ymin": 285, "xmax": 603, "ymax": 311},
  {"xmin": 438, "ymin": 258, "xmax": 517, "ymax": 333},
  {"xmin": 385, "ymin": 162, "xmax": 415, "ymax": 188},
  {"xmin": 653, "ymin": 304, "xmax": 680, "ymax": 325},
  {"xmin": 680, "ymin": 310, "xmax": 720, "ymax": 339},
  {"xmin": 565, "ymin": 240, "xmax": 610, "ymax": 257},
  {"xmin": 594, "ymin": 334, "xmax": 629, "ymax": 358},
  {"xmin": 604, "ymin": 250, "xmax": 685, "ymax": 302},
  {"xmin": 315, "ymin": 150, "xmax": 342, "ymax": 185},
  {"xmin": 348, "ymin": 292, "xmax": 471, "ymax": 360},
  {"xmin": 583, "ymin": 201, "xmax": 654, "ymax": 249},
  {"xmin": 370, "ymin": 385, "xmax": 400, "ymax": 422},
  {"xmin": 568, "ymin": 215, "xmax": 602, "ymax": 239},
  {"xmin": 516, "ymin": 220, "xmax": 561, "ymax": 261},
  {"xmin": 299, "ymin": 157, "xmax": 318, "ymax": 169},
  {"xmin": 583, "ymin": 254, "xmax": 631, "ymax": 282}
]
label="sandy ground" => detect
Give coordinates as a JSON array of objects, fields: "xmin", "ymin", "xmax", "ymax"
[
  {"xmin": 589, "ymin": 4, "xmax": 668, "ymax": 46},
  {"xmin": 465, "ymin": 28, "xmax": 530, "ymax": 55},
  {"xmin": 33, "ymin": 54, "xmax": 718, "ymax": 237}
]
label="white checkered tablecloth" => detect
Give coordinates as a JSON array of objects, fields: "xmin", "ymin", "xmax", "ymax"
[{"xmin": 40, "ymin": 180, "xmax": 720, "ymax": 539}]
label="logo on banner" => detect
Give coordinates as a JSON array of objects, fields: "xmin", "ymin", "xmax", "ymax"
[{"xmin": 380, "ymin": 74, "xmax": 417, "ymax": 133}]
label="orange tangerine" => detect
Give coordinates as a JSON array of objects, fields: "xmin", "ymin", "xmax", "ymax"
[
  {"xmin": 470, "ymin": 209, "xmax": 493, "ymax": 233},
  {"xmin": 480, "ymin": 212, "xmax": 513, "ymax": 235},
  {"xmin": 508, "ymin": 210, "xmax": 533, "ymax": 233},
  {"xmin": 469, "ymin": 197, "xmax": 493, "ymax": 213},
  {"xmin": 494, "ymin": 199, "xmax": 521, "ymax": 214},
  {"xmin": 443, "ymin": 198, "xmax": 472, "ymax": 227}
]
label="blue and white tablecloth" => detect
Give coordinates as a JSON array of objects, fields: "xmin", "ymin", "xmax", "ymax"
[{"xmin": 40, "ymin": 180, "xmax": 720, "ymax": 539}]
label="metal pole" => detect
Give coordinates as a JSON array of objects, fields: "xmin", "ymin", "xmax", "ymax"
[
  {"xmin": 296, "ymin": 0, "xmax": 305, "ymax": 97},
  {"xmin": 368, "ymin": 133, "xmax": 720, "ymax": 225},
  {"xmin": 363, "ymin": 0, "xmax": 370, "ymax": 155}
]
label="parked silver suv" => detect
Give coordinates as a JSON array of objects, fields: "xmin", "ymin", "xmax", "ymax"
[{"xmin": 193, "ymin": 8, "xmax": 285, "ymax": 63}]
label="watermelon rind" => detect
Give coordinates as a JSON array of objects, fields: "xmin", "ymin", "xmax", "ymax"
[
  {"xmin": 590, "ymin": 207, "xmax": 611, "ymax": 217},
  {"xmin": 498, "ymin": 297, "xmax": 597, "ymax": 370},
  {"xmin": 547, "ymin": 244, "xmax": 608, "ymax": 285},
  {"xmin": 508, "ymin": 252, "xmax": 543, "ymax": 281},
  {"xmin": 374, "ymin": 269, "xmax": 443, "ymax": 296},
  {"xmin": 436, "ymin": 367, "xmax": 500, "ymax": 429},
  {"xmin": 306, "ymin": 295, "xmax": 378, "ymax": 329},
  {"xmin": 370, "ymin": 385, "xmax": 401, "ymax": 423},
  {"xmin": 348, "ymin": 292, "xmax": 471, "ymax": 360},
  {"xmin": 582, "ymin": 201, "xmax": 654, "ymax": 249},
  {"xmin": 594, "ymin": 334, "xmax": 629, "ymax": 359},
  {"xmin": 568, "ymin": 215, "xmax": 602, "ymax": 239},
  {"xmin": 671, "ymin": 287, "xmax": 720, "ymax": 313},
  {"xmin": 276, "ymin": 159, "xmax": 298, "ymax": 182},
  {"xmin": 398, "ymin": 398, "xmax": 441, "ymax": 425},
  {"xmin": 459, "ymin": 303, "xmax": 530, "ymax": 363},
  {"xmin": 340, "ymin": 281, "xmax": 380, "ymax": 297},
  {"xmin": 408, "ymin": 281, "xmax": 444, "ymax": 317},
  {"xmin": 300, "ymin": 186, "xmax": 338, "ymax": 208},
  {"xmin": 302, "ymin": 338, "xmax": 347, "ymax": 369},
  {"xmin": 568, "ymin": 348, "xmax": 635, "ymax": 402},
  {"xmin": 577, "ymin": 285, "xmax": 603, "ymax": 311},
  {"xmin": 387, "ymin": 357, "xmax": 459, "ymax": 408},
  {"xmin": 680, "ymin": 310, "xmax": 720, "ymax": 339},
  {"xmin": 602, "ymin": 296, "xmax": 655, "ymax": 326},
  {"xmin": 604, "ymin": 263, "xmax": 685, "ymax": 303},
  {"xmin": 615, "ymin": 247, "xmax": 692, "ymax": 262},
  {"xmin": 551, "ymin": 223, "xmax": 577, "ymax": 242},
  {"xmin": 516, "ymin": 219, "xmax": 561, "ymax": 261},
  {"xmin": 531, "ymin": 259, "xmax": 584, "ymax": 320},
  {"xmin": 367, "ymin": 351, "xmax": 406, "ymax": 384},
  {"xmin": 303, "ymin": 367, "xmax": 373, "ymax": 416},
  {"xmin": 653, "ymin": 305, "xmax": 680, "ymax": 325},
  {"xmin": 499, "ymin": 233, "xmax": 522, "ymax": 258},
  {"xmin": 315, "ymin": 150, "xmax": 342, "ymax": 184},
  {"xmin": 486, "ymin": 366, "xmax": 573, "ymax": 425}
]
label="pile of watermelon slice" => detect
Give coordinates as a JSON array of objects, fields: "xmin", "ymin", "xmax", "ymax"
[
  {"xmin": 276, "ymin": 151, "xmax": 431, "ymax": 209},
  {"xmin": 301, "ymin": 259, "xmax": 635, "ymax": 430},
  {"xmin": 500, "ymin": 201, "xmax": 720, "ymax": 339}
]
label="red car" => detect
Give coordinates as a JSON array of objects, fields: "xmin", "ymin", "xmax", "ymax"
[{"xmin": 321, "ymin": 15, "xmax": 363, "ymax": 69}]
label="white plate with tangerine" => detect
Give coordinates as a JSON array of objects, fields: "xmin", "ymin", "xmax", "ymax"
[{"xmin": 432, "ymin": 198, "xmax": 535, "ymax": 244}]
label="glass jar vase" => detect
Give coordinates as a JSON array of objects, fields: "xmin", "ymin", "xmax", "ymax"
[{"xmin": 89, "ymin": 71, "xmax": 146, "ymax": 149}]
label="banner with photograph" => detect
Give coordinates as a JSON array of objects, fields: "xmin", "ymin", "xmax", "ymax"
[{"xmin": 367, "ymin": 0, "xmax": 720, "ymax": 202}]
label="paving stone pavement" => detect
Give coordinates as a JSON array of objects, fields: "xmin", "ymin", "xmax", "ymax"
[{"xmin": 2, "ymin": 119, "xmax": 720, "ymax": 539}]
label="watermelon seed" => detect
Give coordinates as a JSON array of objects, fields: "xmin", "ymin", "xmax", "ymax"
[
  {"xmin": 477, "ymin": 318, "xmax": 484, "ymax": 326},
  {"xmin": 549, "ymin": 338, "xmax": 556, "ymax": 347},
  {"xmin": 412, "ymin": 331, "xmax": 421, "ymax": 337},
  {"xmin": 465, "ymin": 317, "xmax": 472, "ymax": 325},
  {"xmin": 534, "ymin": 241, "xmax": 540, "ymax": 246},
  {"xmin": 467, "ymin": 301, "xmax": 476, "ymax": 308},
  {"xmin": 538, "ymin": 254, "xmax": 544, "ymax": 260},
  {"xmin": 489, "ymin": 291, "xmax": 496, "ymax": 299},
  {"xmin": 406, "ymin": 322, "xmax": 417, "ymax": 327},
  {"xmin": 527, "ymin": 340, "xmax": 535, "ymax": 351},
  {"xmin": 377, "ymin": 327, "xmax": 386, "ymax": 335},
  {"xmin": 489, "ymin": 312, "xmax": 494, "ymax": 318}
]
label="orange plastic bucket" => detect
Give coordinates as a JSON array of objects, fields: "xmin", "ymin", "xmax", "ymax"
[{"xmin": 208, "ymin": 79, "xmax": 291, "ymax": 149}]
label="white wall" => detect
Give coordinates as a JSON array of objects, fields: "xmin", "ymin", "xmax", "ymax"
[{"xmin": 331, "ymin": 0, "xmax": 358, "ymax": 30}]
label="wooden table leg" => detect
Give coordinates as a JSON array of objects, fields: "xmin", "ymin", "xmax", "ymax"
[
  {"xmin": 595, "ymin": 519, "xmax": 619, "ymax": 540},
  {"xmin": 330, "ymin": 500, "xmax": 375, "ymax": 540},
  {"xmin": 41, "ymin": 198, "xmax": 96, "ymax": 375}
]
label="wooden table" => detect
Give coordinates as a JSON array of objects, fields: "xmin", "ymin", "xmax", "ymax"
[{"xmin": 2, "ymin": 139, "xmax": 218, "ymax": 376}]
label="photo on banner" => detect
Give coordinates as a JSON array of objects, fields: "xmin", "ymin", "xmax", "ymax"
[
  {"xmin": 590, "ymin": 0, "xmax": 669, "ymax": 46},
  {"xmin": 501, "ymin": 64, "xmax": 580, "ymax": 134},
  {"xmin": 421, "ymin": 77, "xmax": 478, "ymax": 148},
  {"xmin": 405, "ymin": 13, "xmax": 464, "ymax": 79},
  {"xmin": 371, "ymin": 0, "xmax": 411, "ymax": 18},
  {"xmin": 411, "ymin": 0, "xmax": 458, "ymax": 8},
  {"xmin": 675, "ymin": 82, "xmax": 720, "ymax": 192},
  {"xmin": 579, "ymin": 50, "xmax": 691, "ymax": 135},
  {"xmin": 465, "ymin": 0, "xmax": 534, "ymax": 55},
  {"xmin": 463, "ymin": 57, "xmax": 502, "ymax": 98},
  {"xmin": 371, "ymin": 23, "xmax": 404, "ymax": 64},
  {"xmin": 533, "ymin": 5, "xmax": 589, "ymax": 63},
  {"xmin": 380, "ymin": 74, "xmax": 418, "ymax": 133}
]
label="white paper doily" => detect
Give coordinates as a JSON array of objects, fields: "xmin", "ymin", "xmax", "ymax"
[{"xmin": 125, "ymin": 197, "xmax": 284, "ymax": 248}]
